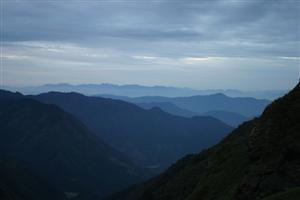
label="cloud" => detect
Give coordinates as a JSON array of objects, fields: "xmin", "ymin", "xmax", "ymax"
[
  {"xmin": 4, "ymin": 1, "xmax": 299, "ymax": 45},
  {"xmin": 2, "ymin": 0, "xmax": 300, "ymax": 89},
  {"xmin": 132, "ymin": 55, "xmax": 158, "ymax": 60}
]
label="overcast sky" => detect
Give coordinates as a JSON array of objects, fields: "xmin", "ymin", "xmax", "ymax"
[{"xmin": 1, "ymin": 0, "xmax": 300, "ymax": 90}]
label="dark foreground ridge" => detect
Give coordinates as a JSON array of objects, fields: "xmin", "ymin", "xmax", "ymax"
[
  {"xmin": 0, "ymin": 91, "xmax": 147, "ymax": 200},
  {"xmin": 110, "ymin": 83, "xmax": 300, "ymax": 200}
]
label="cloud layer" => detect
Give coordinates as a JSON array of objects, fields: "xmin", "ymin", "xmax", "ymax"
[{"xmin": 2, "ymin": 0, "xmax": 300, "ymax": 90}]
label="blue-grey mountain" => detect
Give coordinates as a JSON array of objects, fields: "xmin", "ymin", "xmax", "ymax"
[
  {"xmin": 0, "ymin": 90, "xmax": 147, "ymax": 200},
  {"xmin": 201, "ymin": 110, "xmax": 249, "ymax": 127},
  {"xmin": 4, "ymin": 83, "xmax": 286, "ymax": 100},
  {"xmin": 136, "ymin": 102, "xmax": 196, "ymax": 118},
  {"xmin": 30, "ymin": 92, "xmax": 233, "ymax": 172},
  {"xmin": 110, "ymin": 83, "xmax": 300, "ymax": 200},
  {"xmin": 101, "ymin": 93, "xmax": 270, "ymax": 120}
]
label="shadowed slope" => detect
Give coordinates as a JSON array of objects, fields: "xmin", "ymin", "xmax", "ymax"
[
  {"xmin": 31, "ymin": 92, "xmax": 232, "ymax": 172},
  {"xmin": 0, "ymin": 93, "xmax": 147, "ymax": 200},
  {"xmin": 111, "ymin": 83, "xmax": 300, "ymax": 200},
  {"xmin": 101, "ymin": 93, "xmax": 270, "ymax": 117},
  {"xmin": 202, "ymin": 110, "xmax": 249, "ymax": 127}
]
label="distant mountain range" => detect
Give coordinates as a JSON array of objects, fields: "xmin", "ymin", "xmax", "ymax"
[
  {"xmin": 1, "ymin": 83, "xmax": 298, "ymax": 200},
  {"xmin": 201, "ymin": 110, "xmax": 249, "ymax": 127},
  {"xmin": 101, "ymin": 93, "xmax": 270, "ymax": 117},
  {"xmin": 136, "ymin": 102, "xmax": 197, "ymax": 118},
  {"xmin": 134, "ymin": 102, "xmax": 248, "ymax": 127},
  {"xmin": 4, "ymin": 83, "xmax": 287, "ymax": 99},
  {"xmin": 110, "ymin": 83, "xmax": 300, "ymax": 200},
  {"xmin": 101, "ymin": 93, "xmax": 270, "ymax": 126},
  {"xmin": 0, "ymin": 90, "xmax": 147, "ymax": 199},
  {"xmin": 3, "ymin": 83, "xmax": 274, "ymax": 127},
  {"xmin": 30, "ymin": 92, "xmax": 233, "ymax": 172}
]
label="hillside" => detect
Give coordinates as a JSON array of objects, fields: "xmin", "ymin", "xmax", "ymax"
[
  {"xmin": 111, "ymin": 83, "xmax": 300, "ymax": 200},
  {"xmin": 202, "ymin": 110, "xmax": 249, "ymax": 127},
  {"xmin": 31, "ymin": 92, "xmax": 233, "ymax": 172},
  {"xmin": 103, "ymin": 94, "xmax": 254, "ymax": 126},
  {"xmin": 101, "ymin": 93, "xmax": 270, "ymax": 118},
  {"xmin": 136, "ymin": 103, "xmax": 248, "ymax": 127},
  {"xmin": 137, "ymin": 102, "xmax": 196, "ymax": 118},
  {"xmin": 0, "ymin": 92, "xmax": 147, "ymax": 199},
  {"xmin": 0, "ymin": 157, "xmax": 65, "ymax": 200}
]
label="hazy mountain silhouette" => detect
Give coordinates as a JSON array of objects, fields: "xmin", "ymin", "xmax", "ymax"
[
  {"xmin": 135, "ymin": 103, "xmax": 248, "ymax": 127},
  {"xmin": 4, "ymin": 83, "xmax": 202, "ymax": 97},
  {"xmin": 135, "ymin": 102, "xmax": 248, "ymax": 127},
  {"xmin": 136, "ymin": 102, "xmax": 196, "ymax": 118},
  {"xmin": 110, "ymin": 83, "xmax": 300, "ymax": 200},
  {"xmin": 202, "ymin": 110, "xmax": 249, "ymax": 127},
  {"xmin": 0, "ymin": 90, "xmax": 147, "ymax": 199},
  {"xmin": 100, "ymin": 93, "xmax": 270, "ymax": 118},
  {"xmin": 5, "ymin": 83, "xmax": 286, "ymax": 99},
  {"xmin": 30, "ymin": 92, "xmax": 233, "ymax": 172}
]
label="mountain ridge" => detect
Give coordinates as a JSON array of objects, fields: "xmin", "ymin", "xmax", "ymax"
[
  {"xmin": 0, "ymin": 92, "xmax": 148, "ymax": 199},
  {"xmin": 101, "ymin": 93, "xmax": 270, "ymax": 117},
  {"xmin": 110, "ymin": 83, "xmax": 300, "ymax": 200},
  {"xmin": 28, "ymin": 91, "xmax": 233, "ymax": 172},
  {"xmin": 3, "ymin": 83, "xmax": 287, "ymax": 99}
]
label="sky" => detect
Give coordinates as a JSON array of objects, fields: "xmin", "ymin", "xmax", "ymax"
[{"xmin": 1, "ymin": 0, "xmax": 300, "ymax": 90}]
